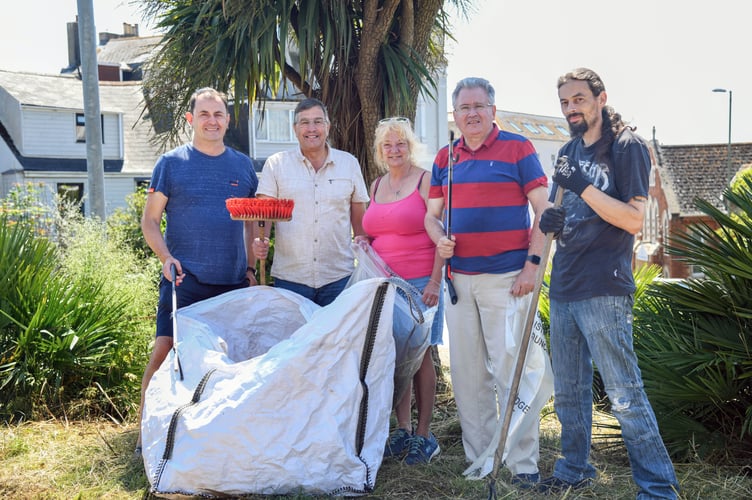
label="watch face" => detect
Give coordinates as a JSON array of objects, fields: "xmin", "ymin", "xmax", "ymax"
[{"xmin": 527, "ymin": 255, "xmax": 541, "ymax": 265}]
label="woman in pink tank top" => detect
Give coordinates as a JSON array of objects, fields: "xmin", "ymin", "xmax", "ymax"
[{"xmin": 359, "ymin": 117, "xmax": 444, "ymax": 465}]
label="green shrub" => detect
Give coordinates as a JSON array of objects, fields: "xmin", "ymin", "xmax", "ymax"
[
  {"xmin": 632, "ymin": 180, "xmax": 752, "ymax": 463},
  {"xmin": 0, "ymin": 199, "xmax": 155, "ymax": 422},
  {"xmin": 106, "ymin": 186, "xmax": 156, "ymax": 261}
]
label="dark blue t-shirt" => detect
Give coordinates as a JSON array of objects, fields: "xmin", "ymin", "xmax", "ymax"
[
  {"xmin": 549, "ymin": 129, "xmax": 650, "ymax": 301},
  {"xmin": 149, "ymin": 144, "xmax": 258, "ymax": 284}
]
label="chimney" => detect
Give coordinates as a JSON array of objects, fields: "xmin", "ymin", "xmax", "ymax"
[
  {"xmin": 123, "ymin": 23, "xmax": 139, "ymax": 37},
  {"xmin": 65, "ymin": 19, "xmax": 81, "ymax": 71}
]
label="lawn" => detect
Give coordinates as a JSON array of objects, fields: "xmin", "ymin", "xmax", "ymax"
[{"xmin": 2, "ymin": 364, "xmax": 751, "ymax": 499}]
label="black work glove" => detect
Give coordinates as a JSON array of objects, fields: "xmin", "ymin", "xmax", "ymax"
[
  {"xmin": 539, "ymin": 206, "xmax": 566, "ymax": 236},
  {"xmin": 553, "ymin": 155, "xmax": 591, "ymax": 196}
]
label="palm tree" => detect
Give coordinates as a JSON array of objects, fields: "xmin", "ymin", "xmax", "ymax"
[{"xmin": 138, "ymin": 0, "xmax": 474, "ymax": 185}]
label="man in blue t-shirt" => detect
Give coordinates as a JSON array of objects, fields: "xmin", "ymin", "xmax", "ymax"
[
  {"xmin": 134, "ymin": 87, "xmax": 259, "ymax": 456},
  {"xmin": 537, "ymin": 68, "xmax": 679, "ymax": 498}
]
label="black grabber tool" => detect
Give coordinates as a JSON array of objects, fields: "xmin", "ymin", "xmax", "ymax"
[
  {"xmin": 170, "ymin": 263, "xmax": 184, "ymax": 381},
  {"xmin": 445, "ymin": 131, "xmax": 459, "ymax": 305}
]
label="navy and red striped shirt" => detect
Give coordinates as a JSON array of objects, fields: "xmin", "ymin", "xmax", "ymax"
[{"xmin": 429, "ymin": 124, "xmax": 547, "ymax": 274}]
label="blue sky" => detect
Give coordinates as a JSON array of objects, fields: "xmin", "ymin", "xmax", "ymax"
[{"xmin": 2, "ymin": 0, "xmax": 750, "ymax": 146}]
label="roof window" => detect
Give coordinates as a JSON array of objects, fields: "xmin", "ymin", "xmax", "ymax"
[{"xmin": 522, "ymin": 122, "xmax": 540, "ymax": 134}]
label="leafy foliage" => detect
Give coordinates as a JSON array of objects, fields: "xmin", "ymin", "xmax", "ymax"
[
  {"xmin": 632, "ymin": 180, "xmax": 752, "ymax": 463},
  {"xmin": 138, "ymin": 0, "xmax": 474, "ymax": 185},
  {"xmin": 0, "ymin": 200, "xmax": 154, "ymax": 422},
  {"xmin": 106, "ymin": 186, "xmax": 155, "ymax": 261}
]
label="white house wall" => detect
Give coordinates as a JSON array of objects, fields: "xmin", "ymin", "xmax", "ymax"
[
  {"xmin": 0, "ymin": 88, "xmax": 23, "ymax": 150},
  {"xmin": 104, "ymin": 175, "xmax": 141, "ymax": 215},
  {"xmin": 1, "ymin": 170, "xmax": 24, "ymax": 197},
  {"xmin": 16, "ymin": 172, "xmax": 137, "ymax": 217},
  {"xmin": 0, "ymin": 138, "xmax": 21, "ymax": 175},
  {"xmin": 22, "ymin": 108, "xmax": 121, "ymax": 159},
  {"xmin": 531, "ymin": 139, "xmax": 564, "ymax": 181}
]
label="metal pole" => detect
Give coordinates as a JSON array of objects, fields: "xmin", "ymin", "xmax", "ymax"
[
  {"xmin": 726, "ymin": 90, "xmax": 732, "ymax": 186},
  {"xmin": 77, "ymin": 0, "xmax": 106, "ymax": 219},
  {"xmin": 713, "ymin": 88, "xmax": 733, "ymax": 188}
]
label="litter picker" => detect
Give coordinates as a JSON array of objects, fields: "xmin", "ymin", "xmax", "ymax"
[
  {"xmin": 170, "ymin": 263, "xmax": 184, "ymax": 380},
  {"xmin": 445, "ymin": 131, "xmax": 459, "ymax": 305},
  {"xmin": 226, "ymin": 198, "xmax": 295, "ymax": 285},
  {"xmin": 485, "ymin": 184, "xmax": 564, "ymax": 500}
]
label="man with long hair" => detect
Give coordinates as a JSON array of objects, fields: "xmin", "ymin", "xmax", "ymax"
[{"xmin": 538, "ymin": 68, "xmax": 679, "ymax": 498}]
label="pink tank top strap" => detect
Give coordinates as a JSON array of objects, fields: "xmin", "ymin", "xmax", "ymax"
[
  {"xmin": 373, "ymin": 175, "xmax": 384, "ymax": 197},
  {"xmin": 415, "ymin": 170, "xmax": 426, "ymax": 190}
]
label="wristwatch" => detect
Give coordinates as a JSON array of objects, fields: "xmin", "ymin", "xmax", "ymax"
[{"xmin": 526, "ymin": 254, "xmax": 541, "ymax": 265}]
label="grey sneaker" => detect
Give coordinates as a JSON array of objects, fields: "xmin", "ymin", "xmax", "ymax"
[
  {"xmin": 404, "ymin": 432, "xmax": 440, "ymax": 465},
  {"xmin": 384, "ymin": 428, "xmax": 412, "ymax": 458}
]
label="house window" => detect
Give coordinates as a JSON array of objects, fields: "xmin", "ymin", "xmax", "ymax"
[
  {"xmin": 522, "ymin": 122, "xmax": 540, "ymax": 134},
  {"xmin": 555, "ymin": 125, "xmax": 570, "ymax": 136},
  {"xmin": 254, "ymin": 108, "xmax": 294, "ymax": 142},
  {"xmin": 507, "ymin": 121, "xmax": 523, "ymax": 132},
  {"xmin": 57, "ymin": 183, "xmax": 84, "ymax": 214},
  {"xmin": 75, "ymin": 113, "xmax": 105, "ymax": 143},
  {"xmin": 538, "ymin": 124, "xmax": 555, "ymax": 135}
]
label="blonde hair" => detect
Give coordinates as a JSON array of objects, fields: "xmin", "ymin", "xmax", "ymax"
[{"xmin": 373, "ymin": 118, "xmax": 419, "ymax": 170}]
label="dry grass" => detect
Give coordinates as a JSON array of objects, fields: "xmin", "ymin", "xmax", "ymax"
[{"xmin": 1, "ymin": 366, "xmax": 751, "ymax": 499}]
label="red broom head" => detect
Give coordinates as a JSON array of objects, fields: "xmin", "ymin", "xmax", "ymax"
[{"xmin": 225, "ymin": 198, "xmax": 295, "ymax": 220}]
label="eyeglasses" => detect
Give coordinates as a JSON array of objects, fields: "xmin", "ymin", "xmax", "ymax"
[
  {"xmin": 454, "ymin": 103, "xmax": 493, "ymax": 115},
  {"xmin": 378, "ymin": 116, "xmax": 411, "ymax": 125},
  {"xmin": 296, "ymin": 118, "xmax": 328, "ymax": 127}
]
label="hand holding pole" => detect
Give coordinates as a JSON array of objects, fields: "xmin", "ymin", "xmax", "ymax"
[{"xmin": 445, "ymin": 131, "xmax": 458, "ymax": 305}]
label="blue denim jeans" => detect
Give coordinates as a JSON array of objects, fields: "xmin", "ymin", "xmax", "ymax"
[
  {"xmin": 404, "ymin": 276, "xmax": 444, "ymax": 345},
  {"xmin": 550, "ymin": 295, "xmax": 678, "ymax": 499},
  {"xmin": 273, "ymin": 275, "xmax": 350, "ymax": 307}
]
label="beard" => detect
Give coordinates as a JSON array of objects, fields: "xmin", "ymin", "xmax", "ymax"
[{"xmin": 567, "ymin": 114, "xmax": 589, "ymax": 136}]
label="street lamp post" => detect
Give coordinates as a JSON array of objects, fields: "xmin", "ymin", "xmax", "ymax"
[{"xmin": 712, "ymin": 88, "xmax": 733, "ymax": 188}]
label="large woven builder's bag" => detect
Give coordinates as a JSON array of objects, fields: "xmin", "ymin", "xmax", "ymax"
[{"xmin": 142, "ymin": 278, "xmax": 397, "ymax": 497}]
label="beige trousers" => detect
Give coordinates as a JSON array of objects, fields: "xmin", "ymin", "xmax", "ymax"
[{"xmin": 445, "ymin": 271, "xmax": 540, "ymax": 475}]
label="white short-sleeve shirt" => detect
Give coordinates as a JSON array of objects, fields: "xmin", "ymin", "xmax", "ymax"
[{"xmin": 257, "ymin": 146, "xmax": 369, "ymax": 287}]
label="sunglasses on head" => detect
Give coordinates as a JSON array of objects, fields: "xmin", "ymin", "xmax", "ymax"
[{"xmin": 378, "ymin": 116, "xmax": 411, "ymax": 125}]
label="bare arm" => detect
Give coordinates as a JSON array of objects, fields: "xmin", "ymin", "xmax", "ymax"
[
  {"xmin": 141, "ymin": 191, "xmax": 184, "ymax": 283},
  {"xmin": 424, "ymin": 197, "xmax": 455, "ymax": 259},
  {"xmin": 351, "ymin": 201, "xmax": 367, "ymax": 238},
  {"xmin": 510, "ymin": 185, "xmax": 551, "ymax": 297},
  {"xmin": 580, "ymin": 186, "xmax": 646, "ymax": 235}
]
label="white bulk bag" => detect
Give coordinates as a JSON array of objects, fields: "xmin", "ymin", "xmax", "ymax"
[{"xmin": 142, "ymin": 278, "xmax": 397, "ymax": 497}]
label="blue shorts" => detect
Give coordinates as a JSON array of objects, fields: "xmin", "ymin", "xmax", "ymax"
[
  {"xmin": 156, "ymin": 271, "xmax": 248, "ymax": 337},
  {"xmin": 404, "ymin": 276, "xmax": 444, "ymax": 346}
]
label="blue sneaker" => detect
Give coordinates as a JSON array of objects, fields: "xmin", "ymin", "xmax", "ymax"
[
  {"xmin": 404, "ymin": 432, "xmax": 440, "ymax": 465},
  {"xmin": 384, "ymin": 428, "xmax": 412, "ymax": 458}
]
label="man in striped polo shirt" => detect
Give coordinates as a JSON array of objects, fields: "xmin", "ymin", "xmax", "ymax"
[{"xmin": 425, "ymin": 77, "xmax": 550, "ymax": 487}]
